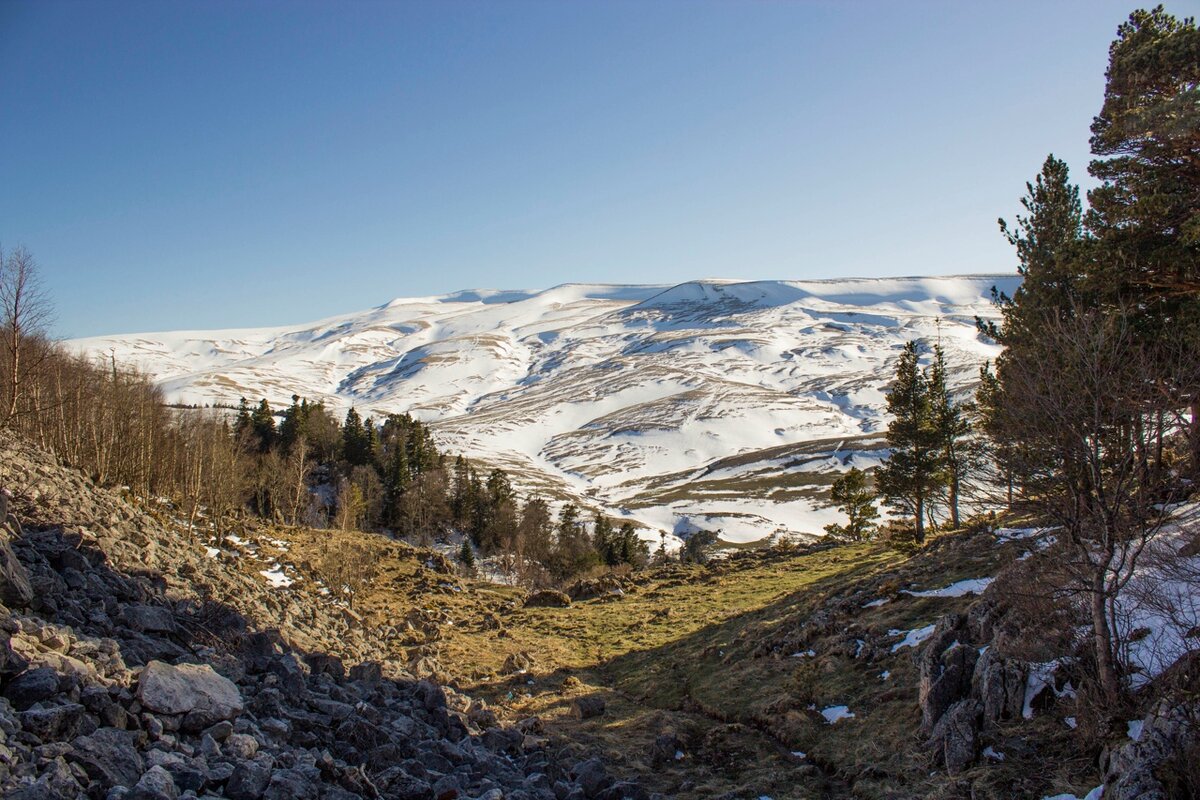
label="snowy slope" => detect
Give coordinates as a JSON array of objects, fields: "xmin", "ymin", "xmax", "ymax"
[{"xmin": 72, "ymin": 275, "xmax": 1019, "ymax": 544}]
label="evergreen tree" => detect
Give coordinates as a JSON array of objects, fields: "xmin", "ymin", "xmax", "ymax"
[
  {"xmin": 617, "ymin": 521, "xmax": 649, "ymax": 567},
  {"xmin": 823, "ymin": 467, "xmax": 879, "ymax": 541},
  {"xmin": 875, "ymin": 342, "xmax": 945, "ymax": 542},
  {"xmin": 235, "ymin": 397, "xmax": 252, "ymax": 440},
  {"xmin": 342, "ymin": 407, "xmax": 369, "ymax": 466},
  {"xmin": 985, "ymin": 154, "xmax": 1086, "ymax": 347},
  {"xmin": 592, "ymin": 513, "xmax": 617, "ymax": 566},
  {"xmin": 928, "ymin": 344, "xmax": 972, "ymax": 528},
  {"xmin": 1086, "ymin": 7, "xmax": 1200, "ymax": 473},
  {"xmin": 249, "ymin": 399, "xmax": 276, "ymax": 452},
  {"xmin": 459, "ymin": 539, "xmax": 476, "ymax": 571},
  {"xmin": 1087, "ymin": 7, "xmax": 1200, "ymax": 300},
  {"xmin": 278, "ymin": 395, "xmax": 304, "ymax": 453}
]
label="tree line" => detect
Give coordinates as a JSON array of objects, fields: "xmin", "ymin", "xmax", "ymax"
[{"xmin": 0, "ymin": 253, "xmax": 654, "ymax": 589}]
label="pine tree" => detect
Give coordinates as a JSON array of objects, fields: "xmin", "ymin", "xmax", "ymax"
[
  {"xmin": 823, "ymin": 467, "xmax": 879, "ymax": 541},
  {"xmin": 1086, "ymin": 7, "xmax": 1200, "ymax": 473},
  {"xmin": 617, "ymin": 521, "xmax": 647, "ymax": 566},
  {"xmin": 459, "ymin": 539, "xmax": 476, "ymax": 571},
  {"xmin": 1087, "ymin": 7, "xmax": 1200, "ymax": 299},
  {"xmin": 249, "ymin": 399, "xmax": 276, "ymax": 452},
  {"xmin": 875, "ymin": 342, "xmax": 945, "ymax": 542},
  {"xmin": 987, "ymin": 154, "xmax": 1086, "ymax": 348},
  {"xmin": 235, "ymin": 397, "xmax": 252, "ymax": 440},
  {"xmin": 592, "ymin": 513, "xmax": 617, "ymax": 566},
  {"xmin": 342, "ymin": 408, "xmax": 368, "ymax": 466},
  {"xmin": 928, "ymin": 344, "xmax": 972, "ymax": 529}
]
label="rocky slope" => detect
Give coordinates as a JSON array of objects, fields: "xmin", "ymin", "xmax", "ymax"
[
  {"xmin": 71, "ymin": 275, "xmax": 1019, "ymax": 544},
  {"xmin": 0, "ymin": 433, "xmax": 649, "ymax": 800}
]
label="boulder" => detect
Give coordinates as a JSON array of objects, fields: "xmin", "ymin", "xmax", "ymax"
[
  {"xmin": 226, "ymin": 759, "xmax": 273, "ymax": 800},
  {"xmin": 0, "ymin": 538, "xmax": 33, "ymax": 608},
  {"xmin": 129, "ymin": 765, "xmax": 180, "ymax": 800},
  {"xmin": 919, "ymin": 641, "xmax": 979, "ymax": 734},
  {"xmin": 136, "ymin": 660, "xmax": 243, "ymax": 729},
  {"xmin": 4, "ymin": 666, "xmax": 60, "ymax": 710},
  {"xmin": 572, "ymin": 696, "xmax": 606, "ymax": 720},
  {"xmin": 122, "ymin": 605, "xmax": 178, "ymax": 634},
  {"xmin": 19, "ymin": 702, "xmax": 86, "ymax": 741},
  {"xmin": 524, "ymin": 590, "xmax": 571, "ymax": 609},
  {"xmin": 928, "ymin": 699, "xmax": 980, "ymax": 775},
  {"xmin": 68, "ymin": 727, "xmax": 145, "ymax": 789}
]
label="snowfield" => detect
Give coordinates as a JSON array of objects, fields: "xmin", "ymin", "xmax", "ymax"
[{"xmin": 71, "ymin": 275, "xmax": 1018, "ymax": 544}]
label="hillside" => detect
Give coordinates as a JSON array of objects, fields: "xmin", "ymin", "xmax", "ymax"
[
  {"xmin": 0, "ymin": 432, "xmax": 1189, "ymax": 799},
  {"xmin": 71, "ymin": 275, "xmax": 1018, "ymax": 544}
]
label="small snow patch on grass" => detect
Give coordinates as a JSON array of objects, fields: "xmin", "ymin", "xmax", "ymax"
[
  {"xmin": 1127, "ymin": 719, "xmax": 1144, "ymax": 741},
  {"xmin": 902, "ymin": 577, "xmax": 994, "ymax": 598},
  {"xmin": 890, "ymin": 624, "xmax": 936, "ymax": 653},
  {"xmin": 820, "ymin": 705, "xmax": 855, "ymax": 724}
]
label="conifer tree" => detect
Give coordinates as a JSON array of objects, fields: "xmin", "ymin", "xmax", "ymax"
[
  {"xmin": 1087, "ymin": 7, "xmax": 1200, "ymax": 300},
  {"xmin": 342, "ymin": 407, "xmax": 369, "ymax": 466},
  {"xmin": 249, "ymin": 399, "xmax": 276, "ymax": 452},
  {"xmin": 592, "ymin": 513, "xmax": 617, "ymax": 565},
  {"xmin": 823, "ymin": 467, "xmax": 879, "ymax": 541},
  {"xmin": 459, "ymin": 539, "xmax": 476, "ymax": 571},
  {"xmin": 875, "ymin": 342, "xmax": 945, "ymax": 542},
  {"xmin": 617, "ymin": 521, "xmax": 647, "ymax": 566},
  {"xmin": 235, "ymin": 397, "xmax": 252, "ymax": 440},
  {"xmin": 928, "ymin": 344, "xmax": 972, "ymax": 528}
]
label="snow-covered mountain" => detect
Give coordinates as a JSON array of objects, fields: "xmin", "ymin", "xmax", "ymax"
[{"xmin": 72, "ymin": 275, "xmax": 1019, "ymax": 544}]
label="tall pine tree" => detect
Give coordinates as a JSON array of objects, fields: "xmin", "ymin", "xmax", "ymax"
[{"xmin": 876, "ymin": 342, "xmax": 945, "ymax": 542}]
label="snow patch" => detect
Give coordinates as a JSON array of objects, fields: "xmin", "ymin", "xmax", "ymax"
[
  {"xmin": 890, "ymin": 624, "xmax": 936, "ymax": 653},
  {"xmin": 820, "ymin": 705, "xmax": 855, "ymax": 724},
  {"xmin": 901, "ymin": 577, "xmax": 994, "ymax": 598}
]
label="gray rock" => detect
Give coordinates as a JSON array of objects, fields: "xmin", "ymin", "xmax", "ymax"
[
  {"xmin": 0, "ymin": 538, "xmax": 33, "ymax": 608},
  {"xmin": 5, "ymin": 667, "xmax": 60, "ymax": 710},
  {"xmin": 226, "ymin": 760, "xmax": 272, "ymax": 800},
  {"xmin": 927, "ymin": 699, "xmax": 980, "ymax": 775},
  {"xmin": 129, "ymin": 765, "xmax": 180, "ymax": 800},
  {"xmin": 263, "ymin": 767, "xmax": 318, "ymax": 800},
  {"xmin": 68, "ymin": 727, "xmax": 144, "ymax": 789},
  {"xmin": 136, "ymin": 661, "xmax": 243, "ymax": 730},
  {"xmin": 6, "ymin": 757, "xmax": 82, "ymax": 799},
  {"xmin": 19, "ymin": 702, "xmax": 86, "ymax": 741},
  {"xmin": 571, "ymin": 758, "xmax": 612, "ymax": 798},
  {"xmin": 122, "ymin": 605, "xmax": 177, "ymax": 634}
]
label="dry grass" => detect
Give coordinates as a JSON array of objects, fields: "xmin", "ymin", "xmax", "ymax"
[{"xmin": 246, "ymin": 522, "xmax": 1100, "ymax": 799}]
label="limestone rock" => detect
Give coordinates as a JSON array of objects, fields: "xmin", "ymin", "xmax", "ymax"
[{"xmin": 136, "ymin": 660, "xmax": 243, "ymax": 729}]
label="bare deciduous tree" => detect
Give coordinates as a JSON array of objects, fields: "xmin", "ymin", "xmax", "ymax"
[
  {"xmin": 988, "ymin": 305, "xmax": 1198, "ymax": 701},
  {"xmin": 0, "ymin": 246, "xmax": 53, "ymax": 429}
]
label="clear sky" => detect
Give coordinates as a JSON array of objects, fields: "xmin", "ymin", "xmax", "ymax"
[{"xmin": 0, "ymin": 0, "xmax": 1168, "ymax": 337}]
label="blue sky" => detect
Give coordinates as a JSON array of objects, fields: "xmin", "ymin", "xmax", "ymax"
[{"xmin": 0, "ymin": 0, "xmax": 1159, "ymax": 336}]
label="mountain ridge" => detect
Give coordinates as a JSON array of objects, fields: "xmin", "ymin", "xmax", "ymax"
[{"xmin": 72, "ymin": 274, "xmax": 1020, "ymax": 543}]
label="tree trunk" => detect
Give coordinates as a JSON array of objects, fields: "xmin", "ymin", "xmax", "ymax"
[
  {"xmin": 914, "ymin": 496, "xmax": 925, "ymax": 543},
  {"xmin": 1090, "ymin": 574, "xmax": 1120, "ymax": 704},
  {"xmin": 1191, "ymin": 399, "xmax": 1200, "ymax": 478},
  {"xmin": 949, "ymin": 475, "xmax": 960, "ymax": 529}
]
